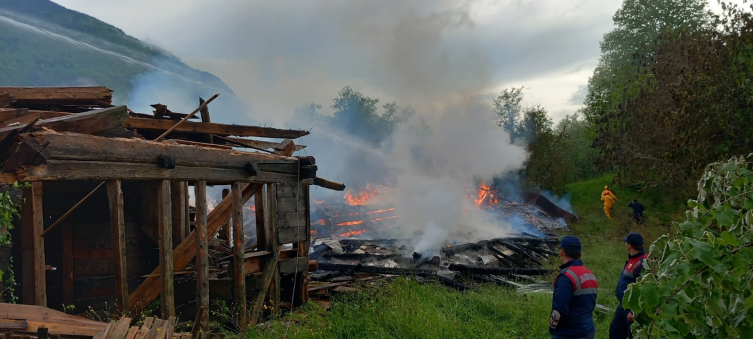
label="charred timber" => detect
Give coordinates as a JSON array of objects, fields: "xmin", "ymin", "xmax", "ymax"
[
  {"xmin": 447, "ymin": 264, "xmax": 551, "ymax": 276},
  {"xmin": 486, "ymin": 245, "xmax": 526, "ymax": 268},
  {"xmin": 0, "ymin": 86, "xmax": 113, "ymax": 106},
  {"xmin": 123, "ymin": 117, "xmax": 309, "ymax": 139},
  {"xmin": 496, "ymin": 240, "xmax": 543, "ymax": 266},
  {"xmin": 317, "ymin": 262, "xmax": 436, "ymax": 277}
]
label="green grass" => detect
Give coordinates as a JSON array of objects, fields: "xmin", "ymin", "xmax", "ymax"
[{"xmin": 240, "ymin": 174, "xmax": 685, "ymax": 339}]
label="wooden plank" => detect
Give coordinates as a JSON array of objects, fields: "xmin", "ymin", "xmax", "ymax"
[
  {"xmin": 21, "ymin": 160, "xmax": 298, "ymax": 184},
  {"xmin": 163, "ymin": 317, "xmax": 176, "ymax": 339},
  {"xmin": 183, "ymin": 182, "xmax": 190, "ymax": 242},
  {"xmin": 244, "ymin": 252, "xmax": 271, "ymax": 274},
  {"xmin": 231, "ymin": 182, "xmax": 247, "ymax": 329},
  {"xmin": 277, "ymin": 212, "xmax": 307, "ymax": 229},
  {"xmin": 267, "ymin": 184, "xmax": 280, "ymax": 317},
  {"xmin": 170, "ymin": 182, "xmax": 187, "ymax": 245},
  {"xmin": 314, "ymin": 177, "xmax": 346, "ymax": 191},
  {"xmin": 193, "ymin": 181, "xmax": 209, "ymax": 333},
  {"xmin": 276, "ymin": 197, "xmax": 306, "ymax": 214},
  {"xmin": 0, "ymin": 86, "xmax": 112, "ymax": 105},
  {"xmin": 220, "ymin": 136, "xmax": 306, "ymax": 151},
  {"xmin": 128, "ymin": 183, "xmax": 261, "ymax": 313},
  {"xmin": 0, "ymin": 319, "xmax": 28, "ymax": 330},
  {"xmin": 278, "ymin": 227, "xmax": 307, "ymax": 244},
  {"xmin": 0, "ymin": 303, "xmax": 107, "ymax": 336},
  {"xmin": 0, "ymin": 93, "xmax": 10, "ymax": 107},
  {"xmin": 73, "ymin": 259, "xmax": 150, "ymax": 276},
  {"xmin": 273, "ymin": 139, "xmax": 296, "ymax": 155},
  {"xmin": 107, "ymin": 180, "xmax": 129, "ymax": 313},
  {"xmin": 0, "ymin": 113, "xmax": 37, "ymax": 128},
  {"xmin": 275, "ymin": 184, "xmax": 300, "ymax": 199},
  {"xmin": 123, "ymin": 117, "xmax": 309, "ymax": 139},
  {"xmin": 301, "ymin": 185, "xmax": 311, "ymax": 305},
  {"xmin": 125, "ymin": 326, "xmax": 139, "ymax": 339},
  {"xmin": 36, "ymin": 106, "xmax": 128, "ymax": 135},
  {"xmin": 61, "ymin": 223, "xmax": 74, "ymax": 306},
  {"xmin": 145, "ymin": 319, "xmax": 163, "ymax": 339},
  {"xmin": 157, "ymin": 180, "xmax": 175, "ymax": 318},
  {"xmin": 93, "ymin": 322, "xmax": 114, "ymax": 339},
  {"xmin": 254, "ymin": 189, "xmax": 266, "ymax": 251},
  {"xmin": 279, "ymin": 257, "xmax": 308, "ymax": 275},
  {"xmin": 218, "ymin": 188, "xmax": 230, "ymax": 241},
  {"xmin": 21, "ymin": 182, "xmax": 46, "ymax": 306},
  {"xmin": 34, "ymin": 131, "xmax": 299, "ymax": 171},
  {"xmin": 175, "ymin": 139, "xmax": 230, "ymax": 149},
  {"xmin": 109, "ymin": 318, "xmax": 132, "ymax": 339},
  {"xmin": 191, "ymin": 306, "xmax": 207, "ymax": 338}
]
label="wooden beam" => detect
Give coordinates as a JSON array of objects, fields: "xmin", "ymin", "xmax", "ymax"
[
  {"xmin": 249, "ymin": 183, "xmax": 279, "ymax": 325},
  {"xmin": 106, "ymin": 180, "xmax": 129, "ymax": 313},
  {"xmin": 219, "ymin": 136, "xmax": 306, "ymax": 151},
  {"xmin": 254, "ymin": 188, "xmax": 266, "ymax": 251},
  {"xmin": 123, "ymin": 117, "xmax": 310, "ymax": 139},
  {"xmin": 199, "ymin": 97, "xmax": 213, "ymax": 144},
  {"xmin": 36, "ymin": 106, "xmax": 128, "ymax": 135},
  {"xmin": 39, "ymin": 182, "xmax": 104, "ymax": 237},
  {"xmin": 21, "ymin": 182, "xmax": 46, "ymax": 306},
  {"xmin": 273, "ymin": 139, "xmax": 296, "ymax": 156},
  {"xmin": 21, "ymin": 160, "xmax": 298, "ymax": 184},
  {"xmin": 0, "ymin": 93, "xmax": 10, "ymax": 107},
  {"xmin": 32, "ymin": 131, "xmax": 300, "ymax": 172},
  {"xmin": 194, "ymin": 181, "xmax": 209, "ymax": 334},
  {"xmin": 127, "ymin": 146, "xmax": 297, "ymax": 314},
  {"xmin": 170, "ymin": 182, "xmax": 187, "ymax": 245},
  {"xmin": 128, "ymin": 183, "xmax": 261, "ymax": 313},
  {"xmin": 219, "ymin": 188, "xmax": 230, "ymax": 241},
  {"xmin": 0, "ymin": 86, "xmax": 112, "ymax": 105},
  {"xmin": 157, "ymin": 181, "xmax": 175, "ymax": 318},
  {"xmin": 313, "ymin": 177, "xmax": 346, "ymax": 191},
  {"xmin": 267, "ymin": 184, "xmax": 280, "ymax": 316},
  {"xmin": 231, "ymin": 182, "xmax": 247, "ymax": 329}
]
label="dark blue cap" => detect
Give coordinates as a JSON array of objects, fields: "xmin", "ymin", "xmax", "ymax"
[
  {"xmin": 560, "ymin": 235, "xmax": 582, "ymax": 251},
  {"xmin": 623, "ymin": 233, "xmax": 644, "ymax": 246}
]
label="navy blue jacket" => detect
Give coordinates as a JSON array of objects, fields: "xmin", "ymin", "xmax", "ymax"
[
  {"xmin": 549, "ymin": 260, "xmax": 598, "ymax": 338},
  {"xmin": 616, "ymin": 251, "xmax": 647, "ymax": 303}
]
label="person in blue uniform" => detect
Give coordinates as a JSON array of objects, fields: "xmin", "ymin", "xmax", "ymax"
[
  {"xmin": 609, "ymin": 233, "xmax": 649, "ymax": 339},
  {"xmin": 549, "ymin": 236, "xmax": 599, "ymax": 339}
]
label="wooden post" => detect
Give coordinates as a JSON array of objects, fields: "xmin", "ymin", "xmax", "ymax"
[
  {"xmin": 194, "ymin": 181, "xmax": 209, "ymax": 333},
  {"xmin": 21, "ymin": 182, "xmax": 45, "ymax": 306},
  {"xmin": 157, "ymin": 181, "xmax": 175, "ymax": 318},
  {"xmin": 219, "ymin": 188, "xmax": 230, "ymax": 241},
  {"xmin": 184, "ymin": 182, "xmax": 190, "ymax": 237},
  {"xmin": 107, "ymin": 180, "xmax": 129, "ymax": 313},
  {"xmin": 199, "ymin": 97, "xmax": 213, "ymax": 144},
  {"xmin": 254, "ymin": 188, "xmax": 266, "ymax": 251},
  {"xmin": 170, "ymin": 182, "xmax": 187, "ymax": 246},
  {"xmin": 231, "ymin": 182, "xmax": 247, "ymax": 329},
  {"xmin": 61, "ymin": 223, "xmax": 74, "ymax": 306},
  {"xmin": 266, "ymin": 184, "xmax": 280, "ymax": 316},
  {"xmin": 298, "ymin": 185, "xmax": 311, "ymax": 305}
]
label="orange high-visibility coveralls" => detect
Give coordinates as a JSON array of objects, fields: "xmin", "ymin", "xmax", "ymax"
[{"xmin": 601, "ymin": 187, "xmax": 617, "ymax": 219}]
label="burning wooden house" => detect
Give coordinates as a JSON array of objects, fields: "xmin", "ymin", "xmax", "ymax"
[{"xmin": 0, "ymin": 86, "xmax": 343, "ymax": 334}]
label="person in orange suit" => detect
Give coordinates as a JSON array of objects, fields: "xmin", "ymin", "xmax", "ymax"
[{"xmin": 601, "ymin": 186, "xmax": 617, "ymax": 219}]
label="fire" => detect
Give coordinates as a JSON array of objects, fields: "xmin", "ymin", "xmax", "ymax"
[
  {"xmin": 311, "ymin": 219, "xmax": 326, "ymax": 226},
  {"xmin": 474, "ymin": 182, "xmax": 500, "ymax": 207},
  {"xmin": 385, "ymin": 216, "xmax": 398, "ymax": 220},
  {"xmin": 339, "ymin": 229, "xmax": 367, "ymax": 237},
  {"xmin": 366, "ymin": 208, "xmax": 395, "ymax": 215},
  {"xmin": 343, "ymin": 183, "xmax": 379, "ymax": 206},
  {"xmin": 336, "ymin": 220, "xmax": 365, "ymax": 227},
  {"xmin": 314, "ymin": 199, "xmax": 325, "ymax": 204}
]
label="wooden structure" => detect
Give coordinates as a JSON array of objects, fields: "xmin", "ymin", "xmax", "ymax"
[{"xmin": 0, "ymin": 87, "xmax": 343, "ymax": 330}]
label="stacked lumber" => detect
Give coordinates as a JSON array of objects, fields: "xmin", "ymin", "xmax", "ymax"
[
  {"xmin": 0, "ymin": 303, "xmax": 106, "ymax": 337},
  {"xmin": 93, "ymin": 316, "xmax": 211, "ymax": 339}
]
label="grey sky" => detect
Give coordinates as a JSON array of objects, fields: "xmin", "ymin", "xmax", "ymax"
[{"xmin": 53, "ymin": 0, "xmax": 626, "ymax": 123}]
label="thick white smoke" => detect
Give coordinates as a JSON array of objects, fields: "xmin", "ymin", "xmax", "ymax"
[{"xmin": 388, "ymin": 102, "xmax": 528, "ymax": 256}]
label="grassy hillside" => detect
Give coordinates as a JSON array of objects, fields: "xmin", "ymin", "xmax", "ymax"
[
  {"xmin": 0, "ymin": 0, "xmax": 243, "ymax": 118},
  {"xmin": 235, "ymin": 175, "xmax": 684, "ymax": 338}
]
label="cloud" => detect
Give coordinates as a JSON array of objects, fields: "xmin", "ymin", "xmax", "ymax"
[
  {"xmin": 52, "ymin": 0, "xmax": 624, "ymax": 123},
  {"xmin": 569, "ymin": 85, "xmax": 589, "ymax": 105}
]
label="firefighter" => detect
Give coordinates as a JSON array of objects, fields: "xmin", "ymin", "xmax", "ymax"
[
  {"xmin": 601, "ymin": 186, "xmax": 617, "ymax": 219},
  {"xmin": 549, "ymin": 236, "xmax": 598, "ymax": 339},
  {"xmin": 609, "ymin": 233, "xmax": 649, "ymax": 339}
]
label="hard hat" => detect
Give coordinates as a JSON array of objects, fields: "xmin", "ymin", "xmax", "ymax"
[{"xmin": 604, "ymin": 186, "xmax": 609, "ymax": 189}]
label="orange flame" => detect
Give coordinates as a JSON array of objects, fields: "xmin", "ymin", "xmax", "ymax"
[
  {"xmin": 340, "ymin": 229, "xmax": 367, "ymax": 237},
  {"xmin": 343, "ymin": 183, "xmax": 378, "ymax": 206},
  {"xmin": 311, "ymin": 219, "xmax": 326, "ymax": 226},
  {"xmin": 366, "ymin": 208, "xmax": 395, "ymax": 214},
  {"xmin": 474, "ymin": 182, "xmax": 500, "ymax": 207},
  {"xmin": 385, "ymin": 216, "xmax": 398, "ymax": 220},
  {"xmin": 314, "ymin": 199, "xmax": 325, "ymax": 204},
  {"xmin": 336, "ymin": 220, "xmax": 365, "ymax": 227}
]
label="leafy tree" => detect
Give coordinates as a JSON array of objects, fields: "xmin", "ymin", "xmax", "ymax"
[
  {"xmin": 492, "ymin": 87, "xmax": 524, "ymax": 138},
  {"xmin": 625, "ymin": 154, "xmax": 753, "ymax": 338}
]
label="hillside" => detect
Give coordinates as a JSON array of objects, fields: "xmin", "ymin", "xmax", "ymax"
[{"xmin": 0, "ymin": 0, "xmax": 249, "ymax": 122}]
